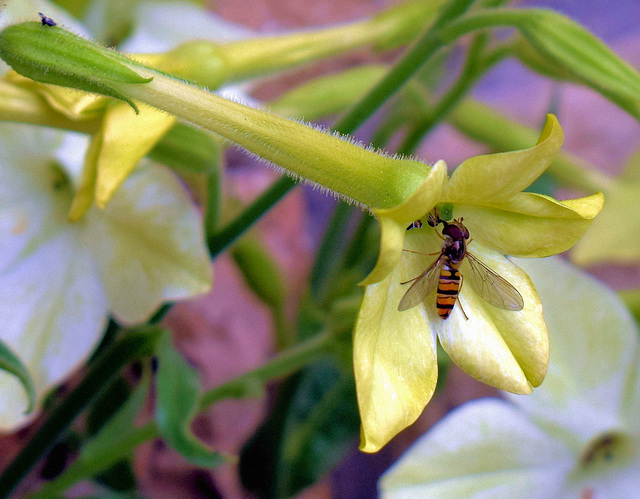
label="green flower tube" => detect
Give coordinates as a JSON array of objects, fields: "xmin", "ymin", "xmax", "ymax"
[{"xmin": 0, "ymin": 22, "xmax": 438, "ymax": 211}]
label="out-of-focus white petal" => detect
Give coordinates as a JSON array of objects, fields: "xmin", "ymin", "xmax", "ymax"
[
  {"xmin": 115, "ymin": 1, "xmax": 252, "ymax": 53},
  {"xmin": 85, "ymin": 162, "xmax": 212, "ymax": 325},
  {"xmin": 380, "ymin": 399, "xmax": 573, "ymax": 499},
  {"xmin": 510, "ymin": 257, "xmax": 640, "ymax": 444}
]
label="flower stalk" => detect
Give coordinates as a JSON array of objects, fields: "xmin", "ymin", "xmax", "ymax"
[{"xmin": 0, "ymin": 21, "xmax": 440, "ymax": 210}]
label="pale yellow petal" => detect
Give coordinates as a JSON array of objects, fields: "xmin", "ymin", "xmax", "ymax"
[
  {"xmin": 445, "ymin": 115, "xmax": 563, "ymax": 202},
  {"xmin": 95, "ymin": 102, "xmax": 175, "ymax": 208},
  {"xmin": 354, "ymin": 271, "xmax": 438, "ymax": 453}
]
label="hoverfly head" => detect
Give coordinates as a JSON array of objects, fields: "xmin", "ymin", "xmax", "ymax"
[{"xmin": 442, "ymin": 220, "xmax": 469, "ymax": 240}]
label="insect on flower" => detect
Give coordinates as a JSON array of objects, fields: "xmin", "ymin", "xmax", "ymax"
[
  {"xmin": 38, "ymin": 12, "xmax": 57, "ymax": 27},
  {"xmin": 398, "ymin": 209, "xmax": 524, "ymax": 319}
]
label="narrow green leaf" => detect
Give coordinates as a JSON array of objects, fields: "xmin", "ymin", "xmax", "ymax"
[
  {"xmin": 81, "ymin": 375, "xmax": 150, "ymax": 465},
  {"xmin": 156, "ymin": 332, "xmax": 225, "ymax": 468},
  {"xmin": 231, "ymin": 238, "xmax": 286, "ymax": 310},
  {"xmin": 0, "ymin": 338, "xmax": 35, "ymax": 414}
]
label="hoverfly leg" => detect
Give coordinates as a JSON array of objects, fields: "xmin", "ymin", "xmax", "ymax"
[
  {"xmin": 401, "ymin": 249, "xmax": 441, "ymax": 256},
  {"xmin": 457, "ymin": 298, "xmax": 469, "ymax": 320},
  {"xmin": 458, "ymin": 274, "xmax": 469, "ymax": 320}
]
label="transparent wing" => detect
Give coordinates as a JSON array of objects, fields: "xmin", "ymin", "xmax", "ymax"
[
  {"xmin": 466, "ymin": 253, "xmax": 524, "ymax": 311},
  {"xmin": 398, "ymin": 256, "xmax": 444, "ymax": 311}
]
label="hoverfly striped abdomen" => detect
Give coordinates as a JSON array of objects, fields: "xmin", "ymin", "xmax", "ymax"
[{"xmin": 436, "ymin": 262, "xmax": 462, "ymax": 319}]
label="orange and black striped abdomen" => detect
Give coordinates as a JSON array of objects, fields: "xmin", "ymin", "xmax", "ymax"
[{"xmin": 437, "ymin": 262, "xmax": 461, "ymax": 319}]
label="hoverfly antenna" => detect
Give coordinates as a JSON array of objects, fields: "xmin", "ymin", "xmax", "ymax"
[{"xmin": 427, "ymin": 208, "xmax": 442, "ymax": 228}]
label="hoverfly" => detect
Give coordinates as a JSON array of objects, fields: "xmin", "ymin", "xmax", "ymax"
[{"xmin": 398, "ymin": 210, "xmax": 524, "ymax": 319}]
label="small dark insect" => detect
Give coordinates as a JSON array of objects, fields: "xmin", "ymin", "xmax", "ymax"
[
  {"xmin": 406, "ymin": 220, "xmax": 423, "ymax": 231},
  {"xmin": 39, "ymin": 12, "xmax": 57, "ymax": 27}
]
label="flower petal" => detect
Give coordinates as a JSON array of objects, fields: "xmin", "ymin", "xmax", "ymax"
[
  {"xmin": 85, "ymin": 161, "xmax": 212, "ymax": 325},
  {"xmin": 95, "ymin": 102, "xmax": 176, "ymax": 208},
  {"xmin": 7, "ymin": 72, "xmax": 107, "ymax": 120},
  {"xmin": 434, "ymin": 250, "xmax": 545, "ymax": 394},
  {"xmin": 354, "ymin": 272, "xmax": 438, "ymax": 453},
  {"xmin": 445, "ymin": 114, "xmax": 563, "ymax": 202},
  {"xmin": 0, "ymin": 125, "xmax": 107, "ymax": 429},
  {"xmin": 452, "ymin": 191, "xmax": 604, "ymax": 257},
  {"xmin": 361, "ymin": 161, "xmax": 446, "ymax": 286},
  {"xmin": 0, "ymin": 232, "xmax": 107, "ymax": 430},
  {"xmin": 571, "ymin": 181, "xmax": 640, "ymax": 265},
  {"xmin": 511, "ymin": 257, "xmax": 640, "ymax": 442},
  {"xmin": 398, "ymin": 232, "xmax": 547, "ymax": 391},
  {"xmin": 379, "ymin": 399, "xmax": 573, "ymax": 498}
]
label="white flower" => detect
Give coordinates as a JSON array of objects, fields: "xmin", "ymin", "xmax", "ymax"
[
  {"xmin": 0, "ymin": 124, "xmax": 211, "ymax": 430},
  {"xmin": 380, "ymin": 256, "xmax": 640, "ymax": 498}
]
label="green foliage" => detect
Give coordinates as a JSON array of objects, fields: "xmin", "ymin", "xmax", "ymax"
[
  {"xmin": 240, "ymin": 360, "xmax": 359, "ymax": 499},
  {"xmin": 0, "ymin": 338, "xmax": 36, "ymax": 415},
  {"xmin": 155, "ymin": 331, "xmax": 226, "ymax": 468}
]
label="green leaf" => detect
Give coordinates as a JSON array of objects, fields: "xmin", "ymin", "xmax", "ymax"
[
  {"xmin": 156, "ymin": 331, "xmax": 225, "ymax": 468},
  {"xmin": 0, "ymin": 338, "xmax": 35, "ymax": 414},
  {"xmin": 79, "ymin": 374, "xmax": 149, "ymax": 472},
  {"xmin": 232, "ymin": 238, "xmax": 286, "ymax": 310},
  {"xmin": 240, "ymin": 360, "xmax": 359, "ymax": 499}
]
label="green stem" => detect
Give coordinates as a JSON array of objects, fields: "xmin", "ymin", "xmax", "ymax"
[
  {"xmin": 310, "ymin": 203, "xmax": 355, "ymax": 303},
  {"xmin": 0, "ymin": 329, "xmax": 160, "ymax": 499},
  {"xmin": 397, "ymin": 33, "xmax": 498, "ymax": 154},
  {"xmin": 198, "ymin": 331, "xmax": 332, "ymax": 410},
  {"xmin": 207, "ymin": 176, "xmax": 296, "ymax": 258},
  {"xmin": 337, "ymin": 0, "xmax": 477, "ymax": 133},
  {"xmin": 438, "ymin": 8, "xmax": 529, "ymax": 42},
  {"xmin": 26, "ymin": 423, "xmax": 159, "ymax": 499}
]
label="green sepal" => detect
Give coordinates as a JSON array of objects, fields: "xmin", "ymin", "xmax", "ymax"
[
  {"xmin": 155, "ymin": 331, "xmax": 226, "ymax": 468},
  {"xmin": 0, "ymin": 22, "xmax": 152, "ymax": 113},
  {"xmin": 0, "ymin": 338, "xmax": 36, "ymax": 415}
]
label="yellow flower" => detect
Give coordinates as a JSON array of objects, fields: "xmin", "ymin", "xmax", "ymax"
[{"xmin": 354, "ymin": 115, "xmax": 604, "ymax": 453}]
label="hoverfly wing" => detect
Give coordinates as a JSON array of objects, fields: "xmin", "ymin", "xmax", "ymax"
[
  {"xmin": 466, "ymin": 253, "xmax": 524, "ymax": 311},
  {"xmin": 398, "ymin": 256, "xmax": 443, "ymax": 311}
]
